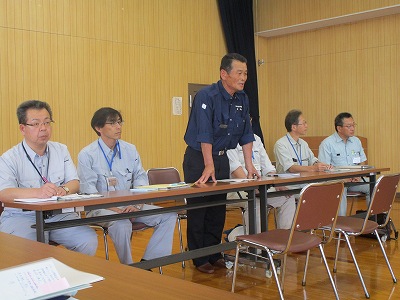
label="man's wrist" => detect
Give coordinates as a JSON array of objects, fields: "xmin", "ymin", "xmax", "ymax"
[{"xmin": 60, "ymin": 185, "xmax": 70, "ymax": 194}]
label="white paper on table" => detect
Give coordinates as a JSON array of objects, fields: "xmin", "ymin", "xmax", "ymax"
[
  {"xmin": 217, "ymin": 178, "xmax": 256, "ymax": 183},
  {"xmin": 14, "ymin": 196, "xmax": 58, "ymax": 203},
  {"xmin": 0, "ymin": 257, "xmax": 104, "ymax": 300}
]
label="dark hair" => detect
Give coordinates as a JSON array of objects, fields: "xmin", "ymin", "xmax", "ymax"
[
  {"xmin": 220, "ymin": 53, "xmax": 247, "ymax": 73},
  {"xmin": 91, "ymin": 107, "xmax": 123, "ymax": 136},
  {"xmin": 17, "ymin": 100, "xmax": 53, "ymax": 124},
  {"xmin": 334, "ymin": 112, "xmax": 353, "ymax": 132},
  {"xmin": 285, "ymin": 109, "xmax": 302, "ymax": 132}
]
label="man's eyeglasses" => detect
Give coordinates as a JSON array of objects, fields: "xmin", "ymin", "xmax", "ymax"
[
  {"xmin": 295, "ymin": 121, "xmax": 307, "ymax": 126},
  {"xmin": 105, "ymin": 121, "xmax": 124, "ymax": 127},
  {"xmin": 24, "ymin": 121, "xmax": 54, "ymax": 128},
  {"xmin": 341, "ymin": 123, "xmax": 357, "ymax": 129}
]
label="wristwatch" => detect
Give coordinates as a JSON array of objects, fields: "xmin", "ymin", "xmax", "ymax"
[{"xmin": 61, "ymin": 185, "xmax": 70, "ymax": 194}]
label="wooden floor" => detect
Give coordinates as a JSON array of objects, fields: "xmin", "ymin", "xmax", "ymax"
[{"xmin": 93, "ymin": 198, "xmax": 400, "ymax": 299}]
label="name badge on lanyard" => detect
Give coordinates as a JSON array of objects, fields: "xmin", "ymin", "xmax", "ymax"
[
  {"xmin": 106, "ymin": 176, "xmax": 118, "ymax": 188},
  {"xmin": 98, "ymin": 139, "xmax": 121, "ymax": 189}
]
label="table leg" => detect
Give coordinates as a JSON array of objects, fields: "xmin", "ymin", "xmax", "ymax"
[
  {"xmin": 259, "ymin": 184, "xmax": 268, "ymax": 233},
  {"xmin": 35, "ymin": 212, "xmax": 45, "ymax": 242}
]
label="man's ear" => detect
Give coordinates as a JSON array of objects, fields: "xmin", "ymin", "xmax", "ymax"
[
  {"xmin": 95, "ymin": 126, "xmax": 102, "ymax": 135},
  {"xmin": 220, "ymin": 69, "xmax": 228, "ymax": 80},
  {"xmin": 19, "ymin": 124, "xmax": 25, "ymax": 135}
]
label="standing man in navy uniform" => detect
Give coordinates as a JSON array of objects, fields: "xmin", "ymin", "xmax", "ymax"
[{"xmin": 183, "ymin": 53, "xmax": 259, "ymax": 274}]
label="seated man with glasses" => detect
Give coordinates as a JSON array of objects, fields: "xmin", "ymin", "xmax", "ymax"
[
  {"xmin": 78, "ymin": 107, "xmax": 176, "ymax": 265},
  {"xmin": 318, "ymin": 112, "xmax": 370, "ymax": 216},
  {"xmin": 274, "ymin": 109, "xmax": 330, "ymax": 176},
  {"xmin": 0, "ymin": 100, "xmax": 98, "ymax": 255}
]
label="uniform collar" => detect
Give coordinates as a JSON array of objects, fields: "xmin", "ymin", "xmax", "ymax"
[
  {"xmin": 217, "ymin": 80, "xmax": 245, "ymax": 101},
  {"xmin": 334, "ymin": 132, "xmax": 354, "ymax": 143},
  {"xmin": 22, "ymin": 140, "xmax": 49, "ymax": 159}
]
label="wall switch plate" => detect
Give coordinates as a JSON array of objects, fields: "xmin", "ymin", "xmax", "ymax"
[{"xmin": 172, "ymin": 96, "xmax": 182, "ymax": 115}]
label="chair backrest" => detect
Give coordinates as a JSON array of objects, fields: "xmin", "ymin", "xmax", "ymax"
[
  {"xmin": 366, "ymin": 173, "xmax": 400, "ymax": 226},
  {"xmin": 147, "ymin": 167, "xmax": 185, "ymax": 205},
  {"xmin": 147, "ymin": 167, "xmax": 181, "ymax": 184},
  {"xmin": 294, "ymin": 181, "xmax": 344, "ymax": 232}
]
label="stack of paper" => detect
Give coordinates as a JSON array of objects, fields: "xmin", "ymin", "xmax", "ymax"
[
  {"xmin": 14, "ymin": 193, "xmax": 104, "ymax": 203},
  {"xmin": 0, "ymin": 257, "xmax": 104, "ymax": 300},
  {"xmin": 131, "ymin": 183, "xmax": 192, "ymax": 192},
  {"xmin": 266, "ymin": 173, "xmax": 301, "ymax": 178}
]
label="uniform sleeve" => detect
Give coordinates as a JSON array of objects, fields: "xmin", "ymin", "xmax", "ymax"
[
  {"xmin": 130, "ymin": 146, "xmax": 149, "ymax": 187},
  {"xmin": 274, "ymin": 140, "xmax": 295, "ymax": 172},
  {"xmin": 61, "ymin": 145, "xmax": 79, "ymax": 183},
  {"xmin": 77, "ymin": 149, "xmax": 100, "ymax": 194},
  {"xmin": 305, "ymin": 145, "xmax": 318, "ymax": 165},
  {"xmin": 259, "ymin": 144, "xmax": 275, "ymax": 174},
  {"xmin": 192, "ymin": 90, "xmax": 214, "ymax": 144},
  {"xmin": 357, "ymin": 139, "xmax": 367, "ymax": 163},
  {"xmin": 318, "ymin": 139, "xmax": 333, "ymax": 165},
  {"xmin": 227, "ymin": 148, "xmax": 243, "ymax": 175},
  {"xmin": 0, "ymin": 155, "xmax": 18, "ymax": 190}
]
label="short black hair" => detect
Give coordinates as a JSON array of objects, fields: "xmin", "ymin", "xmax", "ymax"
[
  {"xmin": 91, "ymin": 107, "xmax": 123, "ymax": 136},
  {"xmin": 220, "ymin": 53, "xmax": 247, "ymax": 73},
  {"xmin": 334, "ymin": 112, "xmax": 353, "ymax": 132},
  {"xmin": 17, "ymin": 100, "xmax": 53, "ymax": 124},
  {"xmin": 285, "ymin": 109, "xmax": 302, "ymax": 132}
]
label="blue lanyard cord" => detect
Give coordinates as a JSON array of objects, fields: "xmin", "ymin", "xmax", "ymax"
[
  {"xmin": 98, "ymin": 140, "xmax": 121, "ymax": 173},
  {"xmin": 22, "ymin": 141, "xmax": 50, "ymax": 183},
  {"xmin": 286, "ymin": 134, "xmax": 302, "ymax": 166}
]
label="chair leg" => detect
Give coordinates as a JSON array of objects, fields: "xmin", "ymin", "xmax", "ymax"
[
  {"xmin": 343, "ymin": 233, "xmax": 370, "ymax": 298},
  {"xmin": 231, "ymin": 243, "xmax": 242, "ymax": 292},
  {"xmin": 333, "ymin": 232, "xmax": 341, "ymax": 273},
  {"xmin": 319, "ymin": 244, "xmax": 340, "ymax": 300},
  {"xmin": 375, "ymin": 229, "xmax": 397, "ymax": 283},
  {"xmin": 302, "ymin": 249, "xmax": 311, "ymax": 286},
  {"xmin": 177, "ymin": 217, "xmax": 186, "ymax": 268},
  {"xmin": 103, "ymin": 228, "xmax": 109, "ymax": 260},
  {"xmin": 267, "ymin": 251, "xmax": 284, "ymax": 300},
  {"xmin": 240, "ymin": 207, "xmax": 246, "ymax": 234}
]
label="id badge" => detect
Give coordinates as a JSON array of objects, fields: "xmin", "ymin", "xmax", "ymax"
[
  {"xmin": 106, "ymin": 176, "xmax": 118, "ymax": 187},
  {"xmin": 353, "ymin": 155, "xmax": 361, "ymax": 164}
]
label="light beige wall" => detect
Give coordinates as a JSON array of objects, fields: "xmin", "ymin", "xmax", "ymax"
[
  {"xmin": 255, "ymin": 0, "xmax": 400, "ymax": 173},
  {"xmin": 255, "ymin": 0, "xmax": 400, "ymax": 31},
  {"xmin": 0, "ymin": 0, "xmax": 226, "ymax": 175}
]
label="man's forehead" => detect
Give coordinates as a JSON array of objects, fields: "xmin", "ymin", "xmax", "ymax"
[{"xmin": 26, "ymin": 108, "xmax": 50, "ymax": 118}]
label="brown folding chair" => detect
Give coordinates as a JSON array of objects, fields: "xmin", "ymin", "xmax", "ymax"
[
  {"xmin": 231, "ymin": 181, "xmax": 344, "ymax": 300},
  {"xmin": 147, "ymin": 167, "xmax": 186, "ymax": 268},
  {"xmin": 347, "ymin": 191, "xmax": 366, "ymax": 216},
  {"xmin": 331, "ymin": 173, "xmax": 399, "ymax": 299}
]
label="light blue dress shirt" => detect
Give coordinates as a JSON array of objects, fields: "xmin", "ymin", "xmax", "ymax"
[
  {"xmin": 318, "ymin": 132, "xmax": 367, "ymax": 166},
  {"xmin": 78, "ymin": 138, "xmax": 148, "ymax": 194}
]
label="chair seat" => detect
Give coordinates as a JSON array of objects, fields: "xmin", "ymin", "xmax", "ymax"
[
  {"xmin": 347, "ymin": 192, "xmax": 365, "ymax": 197},
  {"xmin": 335, "ymin": 216, "xmax": 378, "ymax": 234},
  {"xmin": 237, "ymin": 230, "xmax": 322, "ymax": 253}
]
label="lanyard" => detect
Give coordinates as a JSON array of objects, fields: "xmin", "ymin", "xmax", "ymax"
[
  {"xmin": 98, "ymin": 140, "xmax": 121, "ymax": 174},
  {"xmin": 22, "ymin": 141, "xmax": 50, "ymax": 183},
  {"xmin": 286, "ymin": 134, "xmax": 302, "ymax": 166}
]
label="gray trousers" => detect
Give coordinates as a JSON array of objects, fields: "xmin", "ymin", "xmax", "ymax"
[
  {"xmin": 87, "ymin": 204, "xmax": 177, "ymax": 264},
  {"xmin": 0, "ymin": 209, "xmax": 98, "ymax": 255}
]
